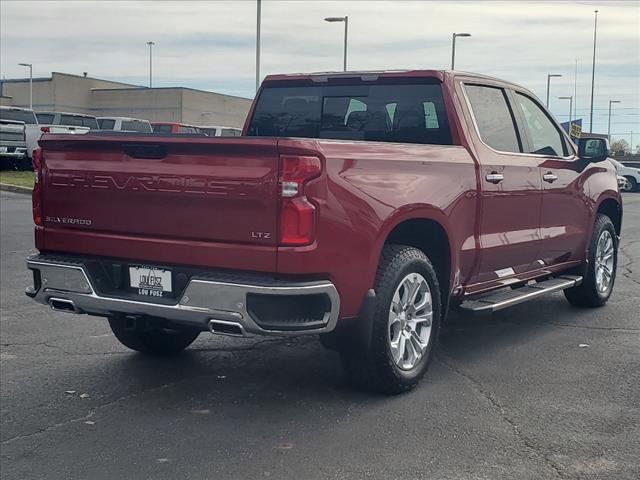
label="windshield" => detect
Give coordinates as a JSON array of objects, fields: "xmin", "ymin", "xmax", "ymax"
[
  {"xmin": 0, "ymin": 109, "xmax": 37, "ymax": 124},
  {"xmin": 247, "ymin": 82, "xmax": 451, "ymax": 145},
  {"xmin": 121, "ymin": 120, "xmax": 152, "ymax": 133}
]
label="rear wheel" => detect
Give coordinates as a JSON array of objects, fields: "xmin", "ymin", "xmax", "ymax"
[
  {"xmin": 108, "ymin": 315, "xmax": 200, "ymax": 356},
  {"xmin": 340, "ymin": 245, "xmax": 441, "ymax": 394},
  {"xmin": 564, "ymin": 214, "xmax": 617, "ymax": 308}
]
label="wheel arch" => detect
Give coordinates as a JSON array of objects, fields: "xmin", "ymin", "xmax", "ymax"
[
  {"xmin": 375, "ymin": 207, "xmax": 455, "ymax": 304},
  {"xmin": 596, "ymin": 196, "xmax": 622, "ymax": 236}
]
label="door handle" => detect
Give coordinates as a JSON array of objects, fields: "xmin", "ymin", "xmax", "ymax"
[
  {"xmin": 543, "ymin": 172, "xmax": 558, "ymax": 183},
  {"xmin": 485, "ymin": 172, "xmax": 504, "ymax": 184}
]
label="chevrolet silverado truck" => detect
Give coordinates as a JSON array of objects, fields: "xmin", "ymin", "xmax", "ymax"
[{"xmin": 25, "ymin": 70, "xmax": 621, "ymax": 394}]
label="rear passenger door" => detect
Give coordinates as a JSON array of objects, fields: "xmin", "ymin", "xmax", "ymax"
[
  {"xmin": 462, "ymin": 83, "xmax": 544, "ymax": 289},
  {"xmin": 511, "ymin": 91, "xmax": 591, "ymax": 267}
]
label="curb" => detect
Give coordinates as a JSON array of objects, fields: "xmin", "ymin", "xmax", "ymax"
[{"xmin": 0, "ymin": 183, "xmax": 33, "ymax": 195}]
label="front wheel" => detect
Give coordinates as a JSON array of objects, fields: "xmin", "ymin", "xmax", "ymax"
[
  {"xmin": 340, "ymin": 245, "xmax": 442, "ymax": 394},
  {"xmin": 564, "ymin": 214, "xmax": 618, "ymax": 308},
  {"xmin": 108, "ymin": 315, "xmax": 200, "ymax": 356}
]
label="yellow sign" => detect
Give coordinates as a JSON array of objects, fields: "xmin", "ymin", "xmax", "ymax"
[{"xmin": 570, "ymin": 122, "xmax": 582, "ymax": 139}]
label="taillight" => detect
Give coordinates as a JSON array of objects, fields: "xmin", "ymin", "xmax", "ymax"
[
  {"xmin": 32, "ymin": 148, "xmax": 43, "ymax": 226},
  {"xmin": 279, "ymin": 155, "xmax": 321, "ymax": 246},
  {"xmin": 40, "ymin": 126, "xmax": 50, "ymax": 133}
]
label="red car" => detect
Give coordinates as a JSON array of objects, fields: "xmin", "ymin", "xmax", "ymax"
[
  {"xmin": 151, "ymin": 122, "xmax": 205, "ymax": 135},
  {"xmin": 26, "ymin": 69, "xmax": 621, "ymax": 394}
]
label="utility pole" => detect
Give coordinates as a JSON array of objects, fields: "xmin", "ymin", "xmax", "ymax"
[
  {"xmin": 607, "ymin": 99, "xmax": 620, "ymax": 139},
  {"xmin": 589, "ymin": 10, "xmax": 598, "ymax": 133},
  {"xmin": 324, "ymin": 16, "xmax": 349, "ymax": 71},
  {"xmin": 451, "ymin": 32, "xmax": 471, "ymax": 70},
  {"xmin": 256, "ymin": 0, "xmax": 261, "ymax": 92}
]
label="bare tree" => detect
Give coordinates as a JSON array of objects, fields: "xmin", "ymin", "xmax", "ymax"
[{"xmin": 610, "ymin": 139, "xmax": 630, "ymax": 155}]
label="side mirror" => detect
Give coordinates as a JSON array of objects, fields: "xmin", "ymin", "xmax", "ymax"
[{"xmin": 578, "ymin": 137, "xmax": 609, "ymax": 163}]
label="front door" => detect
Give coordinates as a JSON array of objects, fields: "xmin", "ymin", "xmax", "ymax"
[
  {"xmin": 511, "ymin": 91, "xmax": 591, "ymax": 267},
  {"xmin": 461, "ymin": 83, "xmax": 544, "ymax": 290}
]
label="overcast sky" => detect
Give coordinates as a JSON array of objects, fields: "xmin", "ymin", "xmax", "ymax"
[{"xmin": 1, "ymin": 0, "xmax": 638, "ymax": 143}]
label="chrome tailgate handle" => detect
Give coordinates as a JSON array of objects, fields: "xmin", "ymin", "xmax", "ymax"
[
  {"xmin": 543, "ymin": 172, "xmax": 558, "ymax": 183},
  {"xmin": 485, "ymin": 172, "xmax": 504, "ymax": 184}
]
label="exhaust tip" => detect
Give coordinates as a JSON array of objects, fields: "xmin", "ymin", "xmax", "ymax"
[
  {"xmin": 48, "ymin": 297, "xmax": 78, "ymax": 314},
  {"xmin": 208, "ymin": 319, "xmax": 245, "ymax": 337}
]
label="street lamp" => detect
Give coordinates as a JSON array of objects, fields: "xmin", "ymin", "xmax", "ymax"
[
  {"xmin": 256, "ymin": 0, "xmax": 261, "ymax": 92},
  {"xmin": 608, "ymin": 99, "xmax": 621, "ymax": 139},
  {"xmin": 451, "ymin": 33, "xmax": 471, "ymax": 70},
  {"xmin": 18, "ymin": 63, "xmax": 33, "ymax": 109},
  {"xmin": 324, "ymin": 16, "xmax": 348, "ymax": 71},
  {"xmin": 589, "ymin": 9, "xmax": 598, "ymax": 133},
  {"xmin": 546, "ymin": 74, "xmax": 562, "ymax": 108},
  {"xmin": 558, "ymin": 96, "xmax": 573, "ymax": 135},
  {"xmin": 146, "ymin": 41, "xmax": 155, "ymax": 88}
]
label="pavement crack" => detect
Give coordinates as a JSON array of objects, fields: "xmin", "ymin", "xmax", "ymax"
[{"xmin": 436, "ymin": 351, "xmax": 570, "ymax": 479}]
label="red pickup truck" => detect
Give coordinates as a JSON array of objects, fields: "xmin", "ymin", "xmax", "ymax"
[{"xmin": 26, "ymin": 70, "xmax": 621, "ymax": 394}]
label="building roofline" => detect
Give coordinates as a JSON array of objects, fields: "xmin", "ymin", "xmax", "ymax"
[{"xmin": 90, "ymin": 86, "xmax": 251, "ymax": 100}]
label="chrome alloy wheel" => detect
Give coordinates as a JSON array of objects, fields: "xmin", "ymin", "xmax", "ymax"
[
  {"xmin": 388, "ymin": 272, "xmax": 433, "ymax": 370},
  {"xmin": 595, "ymin": 230, "xmax": 615, "ymax": 294}
]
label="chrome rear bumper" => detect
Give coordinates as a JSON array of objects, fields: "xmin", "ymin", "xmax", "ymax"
[{"xmin": 26, "ymin": 255, "xmax": 340, "ymax": 336}]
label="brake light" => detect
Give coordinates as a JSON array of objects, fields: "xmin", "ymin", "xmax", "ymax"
[
  {"xmin": 32, "ymin": 148, "xmax": 43, "ymax": 226},
  {"xmin": 279, "ymin": 155, "xmax": 321, "ymax": 246},
  {"xmin": 40, "ymin": 126, "xmax": 50, "ymax": 133}
]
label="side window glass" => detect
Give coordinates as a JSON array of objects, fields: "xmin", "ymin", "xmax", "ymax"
[
  {"xmin": 464, "ymin": 84, "xmax": 521, "ymax": 153},
  {"xmin": 515, "ymin": 93, "xmax": 566, "ymax": 156}
]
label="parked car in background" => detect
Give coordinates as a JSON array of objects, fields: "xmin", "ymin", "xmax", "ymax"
[
  {"xmin": 0, "ymin": 119, "xmax": 28, "ymax": 169},
  {"xmin": 0, "ymin": 106, "xmax": 40, "ymax": 165},
  {"xmin": 609, "ymin": 158, "xmax": 640, "ymax": 191},
  {"xmin": 26, "ymin": 69, "xmax": 622, "ymax": 394},
  {"xmin": 151, "ymin": 122, "xmax": 205, "ymax": 135},
  {"xmin": 36, "ymin": 111, "xmax": 99, "ymax": 132},
  {"xmin": 199, "ymin": 126, "xmax": 242, "ymax": 137},
  {"xmin": 617, "ymin": 175, "xmax": 631, "ymax": 191},
  {"xmin": 97, "ymin": 117, "xmax": 152, "ymax": 133}
]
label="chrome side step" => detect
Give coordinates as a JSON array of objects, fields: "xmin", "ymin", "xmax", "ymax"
[{"xmin": 459, "ymin": 275, "xmax": 583, "ymax": 313}]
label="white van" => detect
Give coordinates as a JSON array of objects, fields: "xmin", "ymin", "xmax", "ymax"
[{"xmin": 97, "ymin": 117, "xmax": 153, "ymax": 133}]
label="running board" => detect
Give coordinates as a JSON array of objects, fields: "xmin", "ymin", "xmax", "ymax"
[{"xmin": 459, "ymin": 275, "xmax": 583, "ymax": 313}]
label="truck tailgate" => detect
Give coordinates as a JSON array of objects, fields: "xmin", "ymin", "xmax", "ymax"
[{"xmin": 38, "ymin": 134, "xmax": 280, "ymax": 268}]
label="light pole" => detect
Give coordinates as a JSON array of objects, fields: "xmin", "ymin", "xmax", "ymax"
[
  {"xmin": 146, "ymin": 41, "xmax": 155, "ymax": 88},
  {"xmin": 559, "ymin": 96, "xmax": 573, "ymax": 135},
  {"xmin": 589, "ymin": 9, "xmax": 598, "ymax": 133},
  {"xmin": 546, "ymin": 74, "xmax": 562, "ymax": 108},
  {"xmin": 607, "ymin": 99, "xmax": 620, "ymax": 139},
  {"xmin": 451, "ymin": 33, "xmax": 471, "ymax": 70},
  {"xmin": 18, "ymin": 63, "xmax": 32, "ymax": 109},
  {"xmin": 256, "ymin": 0, "xmax": 261, "ymax": 92},
  {"xmin": 324, "ymin": 16, "xmax": 348, "ymax": 71}
]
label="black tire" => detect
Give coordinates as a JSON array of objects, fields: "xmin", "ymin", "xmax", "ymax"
[
  {"xmin": 564, "ymin": 214, "xmax": 617, "ymax": 308},
  {"xmin": 625, "ymin": 176, "xmax": 638, "ymax": 192},
  {"xmin": 108, "ymin": 315, "xmax": 200, "ymax": 356},
  {"xmin": 340, "ymin": 245, "xmax": 442, "ymax": 395}
]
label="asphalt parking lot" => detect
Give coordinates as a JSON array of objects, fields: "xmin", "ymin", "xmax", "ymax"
[{"xmin": 1, "ymin": 189, "xmax": 638, "ymax": 480}]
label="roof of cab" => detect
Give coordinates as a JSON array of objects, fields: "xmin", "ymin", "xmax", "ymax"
[{"xmin": 264, "ymin": 69, "xmax": 524, "ymax": 87}]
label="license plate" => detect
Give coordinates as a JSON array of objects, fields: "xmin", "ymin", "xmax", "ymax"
[{"xmin": 129, "ymin": 266, "xmax": 172, "ymax": 297}]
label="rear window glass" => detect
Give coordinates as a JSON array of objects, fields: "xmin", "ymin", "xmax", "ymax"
[
  {"xmin": 60, "ymin": 115, "xmax": 98, "ymax": 129},
  {"xmin": 221, "ymin": 128, "xmax": 241, "ymax": 136},
  {"xmin": 0, "ymin": 109, "xmax": 37, "ymax": 124},
  {"xmin": 121, "ymin": 120, "xmax": 152, "ymax": 132},
  {"xmin": 153, "ymin": 124, "xmax": 172, "ymax": 133},
  {"xmin": 36, "ymin": 113, "xmax": 55, "ymax": 124},
  {"xmin": 247, "ymin": 82, "xmax": 451, "ymax": 145},
  {"xmin": 98, "ymin": 119, "xmax": 115, "ymax": 130}
]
